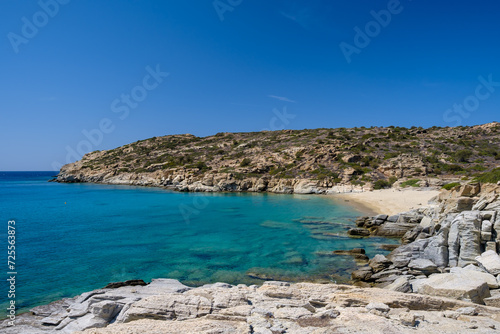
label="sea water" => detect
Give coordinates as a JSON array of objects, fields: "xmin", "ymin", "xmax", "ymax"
[{"xmin": 0, "ymin": 172, "xmax": 398, "ymax": 313}]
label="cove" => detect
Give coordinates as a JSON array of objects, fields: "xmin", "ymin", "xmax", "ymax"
[{"xmin": 0, "ymin": 172, "xmax": 398, "ymax": 313}]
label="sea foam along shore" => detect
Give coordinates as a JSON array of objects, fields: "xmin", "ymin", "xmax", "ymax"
[{"xmin": 333, "ymin": 188, "xmax": 442, "ymax": 216}]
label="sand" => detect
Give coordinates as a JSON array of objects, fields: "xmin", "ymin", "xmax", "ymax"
[{"xmin": 331, "ymin": 188, "xmax": 441, "ymax": 215}]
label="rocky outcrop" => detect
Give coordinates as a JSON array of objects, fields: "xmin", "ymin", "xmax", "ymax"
[
  {"xmin": 3, "ymin": 280, "xmax": 500, "ymax": 334},
  {"xmin": 352, "ymin": 184, "xmax": 500, "ymax": 307}
]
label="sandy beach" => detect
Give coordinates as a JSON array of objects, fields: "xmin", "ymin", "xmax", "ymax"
[{"xmin": 332, "ymin": 188, "xmax": 441, "ymax": 215}]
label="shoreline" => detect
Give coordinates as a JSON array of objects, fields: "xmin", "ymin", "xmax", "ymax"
[{"xmin": 331, "ymin": 188, "xmax": 441, "ymax": 216}]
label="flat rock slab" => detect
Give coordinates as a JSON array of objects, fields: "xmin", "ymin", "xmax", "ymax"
[
  {"xmin": 408, "ymin": 259, "xmax": 439, "ymax": 275},
  {"xmin": 450, "ymin": 267, "xmax": 499, "ymax": 289},
  {"xmin": 475, "ymin": 250, "xmax": 500, "ymax": 275},
  {"xmin": 419, "ymin": 273, "xmax": 491, "ymax": 304}
]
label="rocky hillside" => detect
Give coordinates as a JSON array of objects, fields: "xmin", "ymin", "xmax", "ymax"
[{"xmin": 55, "ymin": 122, "xmax": 500, "ymax": 193}]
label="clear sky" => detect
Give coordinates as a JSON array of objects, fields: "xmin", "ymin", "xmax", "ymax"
[{"xmin": 1, "ymin": 0, "xmax": 499, "ymax": 171}]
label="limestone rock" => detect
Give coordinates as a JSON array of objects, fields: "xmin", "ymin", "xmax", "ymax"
[
  {"xmin": 365, "ymin": 302, "xmax": 390, "ymax": 313},
  {"xmin": 475, "ymin": 250, "xmax": 500, "ymax": 275},
  {"xmin": 384, "ymin": 276, "xmax": 412, "ymax": 293},
  {"xmin": 448, "ymin": 211, "xmax": 482, "ymax": 267},
  {"xmin": 418, "ymin": 273, "xmax": 491, "ymax": 304},
  {"xmin": 450, "ymin": 266, "xmax": 499, "ymax": 289},
  {"xmin": 369, "ymin": 255, "xmax": 392, "ymax": 273},
  {"xmin": 347, "ymin": 228, "xmax": 370, "ymax": 237},
  {"xmin": 408, "ymin": 259, "xmax": 439, "ymax": 276},
  {"xmin": 351, "ymin": 266, "xmax": 373, "ymax": 281},
  {"xmin": 483, "ymin": 295, "xmax": 500, "ymax": 308}
]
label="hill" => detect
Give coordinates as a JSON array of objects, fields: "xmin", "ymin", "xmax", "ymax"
[{"xmin": 56, "ymin": 122, "xmax": 500, "ymax": 193}]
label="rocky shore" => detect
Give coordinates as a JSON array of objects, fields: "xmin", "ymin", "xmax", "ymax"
[
  {"xmin": 2, "ymin": 279, "xmax": 500, "ymax": 334},
  {"xmin": 350, "ymin": 183, "xmax": 500, "ymax": 308}
]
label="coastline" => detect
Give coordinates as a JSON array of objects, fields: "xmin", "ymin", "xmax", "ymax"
[{"xmin": 331, "ymin": 188, "xmax": 441, "ymax": 216}]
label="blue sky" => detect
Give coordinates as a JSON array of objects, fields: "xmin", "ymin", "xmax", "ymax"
[{"xmin": 1, "ymin": 0, "xmax": 499, "ymax": 171}]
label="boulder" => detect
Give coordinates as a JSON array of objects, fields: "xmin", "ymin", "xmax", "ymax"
[
  {"xmin": 483, "ymin": 295, "xmax": 500, "ymax": 308},
  {"xmin": 370, "ymin": 269, "xmax": 402, "ymax": 281},
  {"xmin": 475, "ymin": 250, "xmax": 500, "ymax": 275},
  {"xmin": 486, "ymin": 242, "xmax": 497, "ymax": 253},
  {"xmin": 408, "ymin": 259, "xmax": 439, "ymax": 276},
  {"xmin": 422, "ymin": 234, "xmax": 449, "ymax": 268},
  {"xmin": 448, "ymin": 211, "xmax": 482, "ymax": 267},
  {"xmin": 369, "ymin": 255, "xmax": 392, "ymax": 273},
  {"xmin": 459, "ymin": 184, "xmax": 480, "ymax": 197},
  {"xmin": 418, "ymin": 273, "xmax": 491, "ymax": 304},
  {"xmin": 384, "ymin": 276, "xmax": 412, "ymax": 293},
  {"xmin": 386, "ymin": 215, "xmax": 399, "ymax": 223},
  {"xmin": 351, "ymin": 266, "xmax": 373, "ymax": 281},
  {"xmin": 374, "ymin": 222, "xmax": 420, "ymax": 237},
  {"xmin": 419, "ymin": 216, "xmax": 433, "ymax": 228},
  {"xmin": 347, "ymin": 228, "xmax": 370, "ymax": 237},
  {"xmin": 387, "ymin": 239, "xmax": 429, "ymax": 268},
  {"xmin": 450, "ymin": 267, "xmax": 499, "ymax": 289}
]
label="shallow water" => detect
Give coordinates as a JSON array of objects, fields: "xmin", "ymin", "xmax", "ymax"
[{"xmin": 0, "ymin": 172, "xmax": 398, "ymax": 312}]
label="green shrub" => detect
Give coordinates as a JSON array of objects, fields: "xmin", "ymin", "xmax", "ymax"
[
  {"xmin": 240, "ymin": 158, "xmax": 252, "ymax": 167},
  {"xmin": 442, "ymin": 182, "xmax": 461, "ymax": 190},
  {"xmin": 400, "ymin": 179, "xmax": 420, "ymax": 187},
  {"xmin": 452, "ymin": 150, "xmax": 473, "ymax": 163},
  {"xmin": 474, "ymin": 168, "xmax": 500, "ymax": 184},
  {"xmin": 373, "ymin": 179, "xmax": 391, "ymax": 190}
]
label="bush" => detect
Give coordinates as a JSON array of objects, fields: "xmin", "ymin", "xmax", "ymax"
[
  {"xmin": 442, "ymin": 182, "xmax": 461, "ymax": 190},
  {"xmin": 373, "ymin": 179, "xmax": 391, "ymax": 190},
  {"xmin": 452, "ymin": 150, "xmax": 473, "ymax": 163},
  {"xmin": 240, "ymin": 158, "xmax": 252, "ymax": 167},
  {"xmin": 400, "ymin": 179, "xmax": 420, "ymax": 187},
  {"xmin": 474, "ymin": 168, "xmax": 500, "ymax": 184}
]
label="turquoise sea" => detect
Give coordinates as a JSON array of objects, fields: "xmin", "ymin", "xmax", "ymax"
[{"xmin": 0, "ymin": 172, "xmax": 397, "ymax": 313}]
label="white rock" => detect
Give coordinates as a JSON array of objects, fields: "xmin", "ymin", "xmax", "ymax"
[
  {"xmin": 450, "ymin": 267, "xmax": 499, "ymax": 289},
  {"xmin": 418, "ymin": 273, "xmax": 491, "ymax": 304},
  {"xmin": 475, "ymin": 250, "xmax": 500, "ymax": 275},
  {"xmin": 365, "ymin": 302, "xmax": 390, "ymax": 313},
  {"xmin": 481, "ymin": 220, "xmax": 492, "ymax": 232}
]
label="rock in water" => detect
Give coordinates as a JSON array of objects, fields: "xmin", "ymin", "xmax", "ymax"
[{"xmin": 347, "ymin": 228, "xmax": 371, "ymax": 237}]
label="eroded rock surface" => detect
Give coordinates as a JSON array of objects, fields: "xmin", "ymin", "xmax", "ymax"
[{"xmin": 2, "ymin": 280, "xmax": 500, "ymax": 334}]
